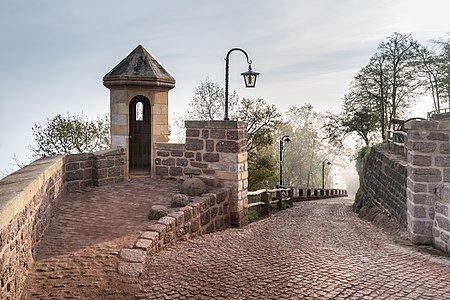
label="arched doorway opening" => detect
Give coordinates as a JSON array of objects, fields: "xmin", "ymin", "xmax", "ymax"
[{"xmin": 129, "ymin": 96, "xmax": 151, "ymax": 174}]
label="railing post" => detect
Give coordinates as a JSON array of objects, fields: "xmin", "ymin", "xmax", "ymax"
[
  {"xmin": 262, "ymin": 192, "xmax": 271, "ymax": 216},
  {"xmin": 276, "ymin": 190, "xmax": 283, "ymax": 210},
  {"xmin": 288, "ymin": 189, "xmax": 294, "ymax": 207}
]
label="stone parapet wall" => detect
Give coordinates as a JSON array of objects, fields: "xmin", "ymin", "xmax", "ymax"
[
  {"xmin": 118, "ymin": 188, "xmax": 229, "ymax": 277},
  {"xmin": 0, "ymin": 149, "xmax": 125, "ymax": 299},
  {"xmin": 65, "ymin": 149, "xmax": 125, "ymax": 192},
  {"xmin": 0, "ymin": 157, "xmax": 65, "ymax": 299},
  {"xmin": 155, "ymin": 120, "xmax": 248, "ymax": 227},
  {"xmin": 357, "ymin": 147, "xmax": 408, "ymax": 227},
  {"xmin": 405, "ymin": 120, "xmax": 450, "ymax": 247}
]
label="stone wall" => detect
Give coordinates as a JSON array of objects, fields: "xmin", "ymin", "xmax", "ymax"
[
  {"xmin": 434, "ymin": 187, "xmax": 450, "ymax": 252},
  {"xmin": 355, "ymin": 147, "xmax": 408, "ymax": 228},
  {"xmin": 155, "ymin": 120, "xmax": 248, "ymax": 227},
  {"xmin": 65, "ymin": 149, "xmax": 125, "ymax": 192},
  {"xmin": 0, "ymin": 149, "xmax": 125, "ymax": 299},
  {"xmin": 405, "ymin": 120, "xmax": 450, "ymax": 248},
  {"xmin": 0, "ymin": 157, "xmax": 65, "ymax": 299},
  {"xmin": 118, "ymin": 189, "xmax": 229, "ymax": 277}
]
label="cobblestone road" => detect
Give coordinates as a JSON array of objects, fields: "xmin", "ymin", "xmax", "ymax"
[
  {"xmin": 21, "ymin": 188, "xmax": 450, "ymax": 299},
  {"xmin": 138, "ymin": 198, "xmax": 450, "ymax": 300}
]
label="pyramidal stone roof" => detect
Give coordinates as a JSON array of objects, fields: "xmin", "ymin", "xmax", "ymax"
[{"xmin": 103, "ymin": 45, "xmax": 175, "ymax": 89}]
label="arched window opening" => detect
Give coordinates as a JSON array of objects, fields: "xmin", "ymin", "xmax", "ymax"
[{"xmin": 136, "ymin": 102, "xmax": 144, "ymax": 121}]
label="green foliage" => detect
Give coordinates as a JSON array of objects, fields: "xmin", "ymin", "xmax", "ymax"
[
  {"xmin": 279, "ymin": 104, "xmax": 349, "ymax": 188},
  {"xmin": 31, "ymin": 113, "xmax": 110, "ymax": 157}
]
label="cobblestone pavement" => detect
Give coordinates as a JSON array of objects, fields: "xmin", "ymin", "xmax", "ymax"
[
  {"xmin": 21, "ymin": 191, "xmax": 450, "ymax": 299},
  {"xmin": 138, "ymin": 198, "xmax": 450, "ymax": 300},
  {"xmin": 21, "ymin": 178, "xmax": 181, "ymax": 300}
]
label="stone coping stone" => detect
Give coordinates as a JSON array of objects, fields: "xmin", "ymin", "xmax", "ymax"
[
  {"xmin": 185, "ymin": 120, "xmax": 248, "ymax": 129},
  {"xmin": 405, "ymin": 120, "xmax": 450, "ymax": 130},
  {"xmin": 65, "ymin": 148, "xmax": 124, "ymax": 163},
  {"xmin": 0, "ymin": 156, "xmax": 64, "ymax": 229},
  {"xmin": 154, "ymin": 142, "xmax": 186, "ymax": 151}
]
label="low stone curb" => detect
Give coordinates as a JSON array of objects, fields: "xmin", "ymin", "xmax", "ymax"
[{"xmin": 118, "ymin": 188, "xmax": 229, "ymax": 277}]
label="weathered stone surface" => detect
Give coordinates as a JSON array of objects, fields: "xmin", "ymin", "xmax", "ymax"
[
  {"xmin": 181, "ymin": 177, "xmax": 207, "ymax": 196},
  {"xmin": 211, "ymin": 129, "xmax": 226, "ymax": 139},
  {"xmin": 435, "ymin": 156, "xmax": 450, "ymax": 167},
  {"xmin": 185, "ymin": 138, "xmax": 204, "ymax": 151},
  {"xmin": 117, "ymin": 262, "xmax": 143, "ymax": 277},
  {"xmin": 186, "ymin": 129, "xmax": 200, "ymax": 137},
  {"xmin": 176, "ymin": 158, "xmax": 188, "ymax": 166},
  {"xmin": 120, "ymin": 249, "xmax": 146, "ymax": 263},
  {"xmin": 135, "ymin": 238, "xmax": 153, "ymax": 250},
  {"xmin": 412, "ymin": 220, "xmax": 433, "ymax": 235},
  {"xmin": 155, "ymin": 166, "xmax": 169, "ymax": 176},
  {"xmin": 169, "ymin": 167, "xmax": 183, "ymax": 176},
  {"xmin": 435, "ymin": 203, "xmax": 449, "ymax": 217},
  {"xmin": 171, "ymin": 194, "xmax": 189, "ymax": 207},
  {"xmin": 140, "ymin": 231, "xmax": 159, "ymax": 240},
  {"xmin": 148, "ymin": 205, "xmax": 168, "ymax": 220},
  {"xmin": 436, "ymin": 215, "xmax": 450, "ymax": 231},
  {"xmin": 411, "ymin": 142, "xmax": 437, "ymax": 153},
  {"xmin": 410, "ymin": 168, "xmax": 441, "ymax": 182},
  {"xmin": 410, "ymin": 154, "xmax": 432, "ymax": 167},
  {"xmin": 216, "ymin": 141, "xmax": 239, "ymax": 153},
  {"xmin": 203, "ymin": 153, "xmax": 220, "ymax": 162}
]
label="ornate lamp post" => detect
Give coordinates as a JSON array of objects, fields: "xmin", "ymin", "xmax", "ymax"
[
  {"xmin": 279, "ymin": 135, "xmax": 291, "ymax": 186},
  {"xmin": 224, "ymin": 48, "xmax": 260, "ymax": 120},
  {"xmin": 322, "ymin": 159, "xmax": 332, "ymax": 189}
]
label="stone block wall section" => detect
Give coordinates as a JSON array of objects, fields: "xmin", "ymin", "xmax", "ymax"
[
  {"xmin": 405, "ymin": 120, "xmax": 450, "ymax": 248},
  {"xmin": 0, "ymin": 149, "xmax": 125, "ymax": 299},
  {"xmin": 0, "ymin": 157, "xmax": 65, "ymax": 300},
  {"xmin": 118, "ymin": 189, "xmax": 229, "ymax": 277},
  {"xmin": 358, "ymin": 147, "xmax": 408, "ymax": 227},
  {"xmin": 155, "ymin": 120, "xmax": 249, "ymax": 227},
  {"xmin": 65, "ymin": 149, "xmax": 125, "ymax": 192}
]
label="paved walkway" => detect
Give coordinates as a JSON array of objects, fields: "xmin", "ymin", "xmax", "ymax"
[{"xmin": 22, "ymin": 183, "xmax": 450, "ymax": 299}]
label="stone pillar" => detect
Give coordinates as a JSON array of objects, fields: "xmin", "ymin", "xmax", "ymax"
[
  {"xmin": 184, "ymin": 120, "xmax": 248, "ymax": 227},
  {"xmin": 405, "ymin": 120, "xmax": 450, "ymax": 245}
]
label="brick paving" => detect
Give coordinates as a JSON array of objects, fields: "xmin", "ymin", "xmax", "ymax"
[
  {"xmin": 21, "ymin": 178, "xmax": 181, "ymax": 300},
  {"xmin": 21, "ymin": 187, "xmax": 450, "ymax": 299},
  {"xmin": 138, "ymin": 198, "xmax": 450, "ymax": 300}
]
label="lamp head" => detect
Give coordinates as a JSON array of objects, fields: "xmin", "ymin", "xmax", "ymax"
[{"xmin": 241, "ymin": 65, "xmax": 259, "ymax": 88}]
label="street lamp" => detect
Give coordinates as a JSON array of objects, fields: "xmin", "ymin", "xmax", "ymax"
[
  {"xmin": 224, "ymin": 48, "xmax": 260, "ymax": 120},
  {"xmin": 322, "ymin": 159, "xmax": 332, "ymax": 189},
  {"xmin": 279, "ymin": 135, "xmax": 291, "ymax": 186}
]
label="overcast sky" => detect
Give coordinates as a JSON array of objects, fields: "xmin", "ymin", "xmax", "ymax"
[{"xmin": 1, "ymin": 0, "xmax": 449, "ymax": 175}]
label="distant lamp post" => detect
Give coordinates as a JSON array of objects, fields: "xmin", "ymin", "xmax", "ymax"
[
  {"xmin": 224, "ymin": 48, "xmax": 260, "ymax": 120},
  {"xmin": 279, "ymin": 135, "xmax": 291, "ymax": 186},
  {"xmin": 322, "ymin": 159, "xmax": 332, "ymax": 189}
]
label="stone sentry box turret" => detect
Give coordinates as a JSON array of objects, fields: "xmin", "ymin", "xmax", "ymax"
[{"xmin": 103, "ymin": 45, "xmax": 175, "ymax": 178}]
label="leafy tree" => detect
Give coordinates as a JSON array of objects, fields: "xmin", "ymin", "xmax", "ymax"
[
  {"xmin": 279, "ymin": 104, "xmax": 349, "ymax": 188},
  {"xmin": 31, "ymin": 113, "xmax": 110, "ymax": 157}
]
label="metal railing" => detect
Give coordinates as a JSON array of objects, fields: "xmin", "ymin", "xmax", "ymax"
[{"xmin": 427, "ymin": 108, "xmax": 450, "ymax": 120}]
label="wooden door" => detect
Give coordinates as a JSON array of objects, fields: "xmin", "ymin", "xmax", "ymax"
[{"xmin": 129, "ymin": 96, "xmax": 151, "ymax": 173}]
